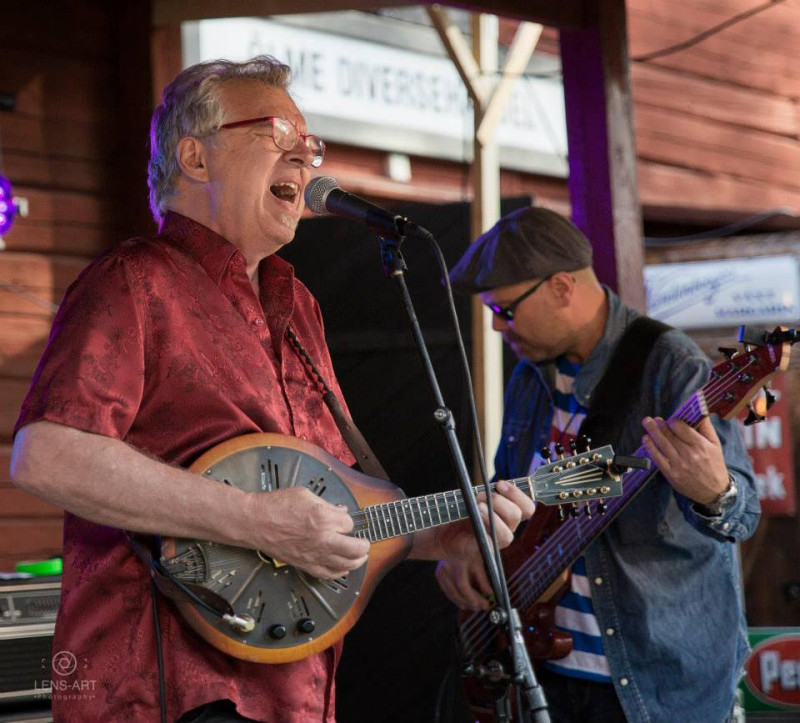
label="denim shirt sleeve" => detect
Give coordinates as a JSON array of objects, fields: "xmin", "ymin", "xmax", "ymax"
[
  {"xmin": 493, "ymin": 361, "xmax": 553, "ymax": 482},
  {"xmin": 649, "ymin": 331, "xmax": 761, "ymax": 543}
]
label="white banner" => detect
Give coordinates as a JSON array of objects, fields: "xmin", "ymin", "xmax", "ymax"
[
  {"xmin": 645, "ymin": 254, "xmax": 800, "ymax": 328},
  {"xmin": 185, "ymin": 17, "xmax": 567, "ymax": 176}
]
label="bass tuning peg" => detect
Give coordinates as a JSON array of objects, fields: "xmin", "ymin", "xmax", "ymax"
[
  {"xmin": 554, "ymin": 442, "xmax": 565, "ymax": 457},
  {"xmin": 596, "ymin": 500, "xmax": 608, "ymax": 515},
  {"xmin": 569, "ymin": 439, "xmax": 578, "ymax": 454},
  {"xmin": 718, "ymin": 347, "xmax": 739, "ymax": 360},
  {"xmin": 540, "ymin": 446, "xmax": 552, "ymax": 461},
  {"xmin": 743, "ymin": 403, "xmax": 766, "ymax": 426},
  {"xmin": 763, "ymin": 386, "xmax": 776, "ymax": 411}
]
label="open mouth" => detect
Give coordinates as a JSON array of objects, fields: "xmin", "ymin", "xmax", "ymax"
[{"xmin": 270, "ymin": 181, "xmax": 299, "ymax": 204}]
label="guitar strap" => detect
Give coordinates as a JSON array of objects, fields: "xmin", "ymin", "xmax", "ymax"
[
  {"xmin": 286, "ymin": 326, "xmax": 390, "ymax": 481},
  {"xmin": 577, "ymin": 316, "xmax": 672, "ymax": 448}
]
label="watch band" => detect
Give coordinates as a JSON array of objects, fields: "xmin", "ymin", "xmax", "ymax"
[{"xmin": 696, "ymin": 475, "xmax": 738, "ymax": 517}]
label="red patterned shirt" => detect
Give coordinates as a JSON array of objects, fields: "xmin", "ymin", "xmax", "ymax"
[{"xmin": 15, "ymin": 212, "xmax": 355, "ymax": 722}]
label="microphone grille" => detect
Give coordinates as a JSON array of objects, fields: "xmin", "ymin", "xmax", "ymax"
[{"xmin": 304, "ymin": 176, "xmax": 339, "ymax": 216}]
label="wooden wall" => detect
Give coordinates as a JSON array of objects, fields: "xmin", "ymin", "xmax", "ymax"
[
  {"xmin": 628, "ymin": 0, "xmax": 800, "ymax": 219},
  {"xmin": 0, "ymin": 1, "xmax": 152, "ymax": 572}
]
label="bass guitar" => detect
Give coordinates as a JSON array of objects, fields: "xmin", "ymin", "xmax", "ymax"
[
  {"xmin": 460, "ymin": 326, "xmax": 796, "ymax": 718},
  {"xmin": 159, "ymin": 432, "xmax": 625, "ymax": 663}
]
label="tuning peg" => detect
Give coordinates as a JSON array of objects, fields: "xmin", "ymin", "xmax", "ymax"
[
  {"xmin": 585, "ymin": 504, "xmax": 593, "ymax": 518},
  {"xmin": 539, "ymin": 446, "xmax": 552, "ymax": 461},
  {"xmin": 570, "ymin": 504, "xmax": 581, "ymax": 518},
  {"xmin": 558, "ymin": 506, "xmax": 566, "ymax": 521},
  {"xmin": 554, "ymin": 442, "xmax": 565, "ymax": 457},
  {"xmin": 763, "ymin": 386, "xmax": 776, "ymax": 411},
  {"xmin": 596, "ymin": 500, "xmax": 608, "ymax": 515},
  {"xmin": 579, "ymin": 435, "xmax": 592, "ymax": 452},
  {"xmin": 743, "ymin": 403, "xmax": 766, "ymax": 426},
  {"xmin": 718, "ymin": 347, "xmax": 739, "ymax": 360},
  {"xmin": 568, "ymin": 439, "xmax": 578, "ymax": 454}
]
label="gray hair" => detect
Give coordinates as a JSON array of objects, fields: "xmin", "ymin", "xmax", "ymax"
[{"xmin": 147, "ymin": 55, "xmax": 292, "ymax": 223}]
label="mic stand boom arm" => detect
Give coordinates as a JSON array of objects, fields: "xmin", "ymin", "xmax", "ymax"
[{"xmin": 376, "ymin": 223, "xmax": 550, "ymax": 723}]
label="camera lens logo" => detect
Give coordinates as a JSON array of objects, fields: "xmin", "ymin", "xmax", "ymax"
[{"xmin": 52, "ymin": 651, "xmax": 78, "ymax": 677}]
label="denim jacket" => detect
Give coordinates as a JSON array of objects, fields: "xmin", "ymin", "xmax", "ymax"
[{"xmin": 494, "ymin": 289, "xmax": 760, "ymax": 723}]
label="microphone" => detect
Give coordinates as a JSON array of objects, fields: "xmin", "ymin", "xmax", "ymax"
[{"xmin": 304, "ymin": 176, "xmax": 408, "ymax": 238}]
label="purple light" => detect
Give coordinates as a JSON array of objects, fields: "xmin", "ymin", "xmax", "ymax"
[{"xmin": 0, "ymin": 175, "xmax": 17, "ymax": 236}]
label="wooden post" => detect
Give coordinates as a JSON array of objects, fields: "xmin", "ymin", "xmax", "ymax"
[
  {"xmin": 559, "ymin": 0, "xmax": 644, "ymax": 310},
  {"xmin": 428, "ymin": 8, "xmax": 541, "ymax": 475}
]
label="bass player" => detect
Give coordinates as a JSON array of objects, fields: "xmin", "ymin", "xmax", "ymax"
[{"xmin": 439, "ymin": 206, "xmax": 759, "ymax": 723}]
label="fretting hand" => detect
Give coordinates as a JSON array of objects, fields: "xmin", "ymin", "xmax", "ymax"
[{"xmin": 641, "ymin": 416, "xmax": 730, "ymax": 506}]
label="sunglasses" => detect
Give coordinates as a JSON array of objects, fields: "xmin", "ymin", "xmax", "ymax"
[
  {"xmin": 487, "ymin": 276, "xmax": 550, "ymax": 321},
  {"xmin": 218, "ymin": 116, "xmax": 325, "ymax": 168}
]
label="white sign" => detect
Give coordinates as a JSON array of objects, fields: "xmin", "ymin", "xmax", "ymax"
[
  {"xmin": 184, "ymin": 17, "xmax": 568, "ymax": 176},
  {"xmin": 644, "ymin": 254, "xmax": 800, "ymax": 328}
]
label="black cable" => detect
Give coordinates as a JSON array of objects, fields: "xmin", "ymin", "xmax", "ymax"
[
  {"xmin": 408, "ymin": 224, "xmax": 510, "ymax": 614},
  {"xmin": 644, "ymin": 207, "xmax": 798, "ymax": 245},
  {"xmin": 152, "ymin": 559, "xmax": 229, "ymax": 619},
  {"xmin": 150, "ymin": 579, "xmax": 168, "ymax": 723},
  {"xmin": 631, "ymin": 0, "xmax": 787, "ymax": 63}
]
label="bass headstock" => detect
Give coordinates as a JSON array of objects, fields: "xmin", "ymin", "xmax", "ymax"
[{"xmin": 705, "ymin": 326, "xmax": 796, "ymax": 422}]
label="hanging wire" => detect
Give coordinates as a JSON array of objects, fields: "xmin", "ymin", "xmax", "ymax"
[
  {"xmin": 631, "ymin": 0, "xmax": 789, "ymax": 63},
  {"xmin": 644, "ymin": 208, "xmax": 799, "ymax": 246}
]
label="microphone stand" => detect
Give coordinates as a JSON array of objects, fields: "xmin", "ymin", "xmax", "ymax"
[{"xmin": 376, "ymin": 217, "xmax": 549, "ymax": 723}]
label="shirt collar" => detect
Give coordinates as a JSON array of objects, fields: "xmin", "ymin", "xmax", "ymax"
[
  {"xmin": 571, "ymin": 286, "xmax": 640, "ymax": 406},
  {"xmin": 159, "ymin": 211, "xmax": 295, "ymax": 286},
  {"xmin": 521, "ymin": 286, "xmax": 640, "ymax": 407}
]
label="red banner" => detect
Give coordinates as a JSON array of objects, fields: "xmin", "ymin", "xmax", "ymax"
[{"xmin": 736, "ymin": 375, "xmax": 797, "ymax": 516}]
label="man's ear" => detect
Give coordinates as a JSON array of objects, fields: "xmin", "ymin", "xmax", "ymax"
[
  {"xmin": 549, "ymin": 271, "xmax": 576, "ymax": 306},
  {"xmin": 175, "ymin": 137, "xmax": 210, "ymax": 182}
]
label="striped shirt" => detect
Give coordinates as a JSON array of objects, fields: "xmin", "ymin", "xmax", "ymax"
[{"xmin": 530, "ymin": 356, "xmax": 612, "ymax": 683}]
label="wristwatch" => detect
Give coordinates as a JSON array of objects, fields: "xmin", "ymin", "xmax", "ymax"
[{"xmin": 696, "ymin": 475, "xmax": 738, "ymax": 517}]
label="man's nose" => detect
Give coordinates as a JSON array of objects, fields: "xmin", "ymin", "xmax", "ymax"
[
  {"xmin": 491, "ymin": 313, "xmax": 507, "ymax": 332},
  {"xmin": 286, "ymin": 138, "xmax": 315, "ymax": 167}
]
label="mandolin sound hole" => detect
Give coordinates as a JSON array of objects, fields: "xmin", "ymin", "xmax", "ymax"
[
  {"xmin": 322, "ymin": 576, "xmax": 349, "ymax": 593},
  {"xmin": 307, "ymin": 477, "xmax": 326, "ymax": 496}
]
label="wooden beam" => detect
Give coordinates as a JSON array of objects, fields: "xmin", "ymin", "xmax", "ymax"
[
  {"xmin": 427, "ymin": 7, "xmax": 488, "ymax": 108},
  {"xmin": 477, "ymin": 21, "xmax": 543, "ymax": 145},
  {"xmin": 154, "ymin": 0, "xmax": 418, "ymax": 24},
  {"xmin": 560, "ymin": 0, "xmax": 644, "ymax": 310},
  {"xmin": 430, "ymin": 0, "xmax": 593, "ymax": 29},
  {"xmin": 154, "ymin": 0, "xmax": 593, "ymax": 29}
]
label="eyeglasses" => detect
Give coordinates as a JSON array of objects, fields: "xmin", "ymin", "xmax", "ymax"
[
  {"xmin": 488, "ymin": 276, "xmax": 550, "ymax": 321},
  {"xmin": 218, "ymin": 116, "xmax": 325, "ymax": 168}
]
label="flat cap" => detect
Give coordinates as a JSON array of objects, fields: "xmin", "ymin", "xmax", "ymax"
[{"xmin": 448, "ymin": 206, "xmax": 593, "ymax": 292}]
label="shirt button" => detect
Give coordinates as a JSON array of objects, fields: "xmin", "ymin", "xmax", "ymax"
[
  {"xmin": 722, "ymin": 522, "xmax": 731, "ymax": 531},
  {"xmin": 594, "ymin": 577, "xmax": 603, "ymax": 585},
  {"xmin": 254, "ymin": 319, "xmax": 264, "ymax": 326},
  {"xmin": 605, "ymin": 628, "xmax": 615, "ymax": 636},
  {"xmin": 620, "ymin": 677, "xmax": 629, "ymax": 686}
]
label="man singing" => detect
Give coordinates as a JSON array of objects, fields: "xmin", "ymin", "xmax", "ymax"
[{"xmin": 10, "ymin": 56, "xmax": 533, "ymax": 722}]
